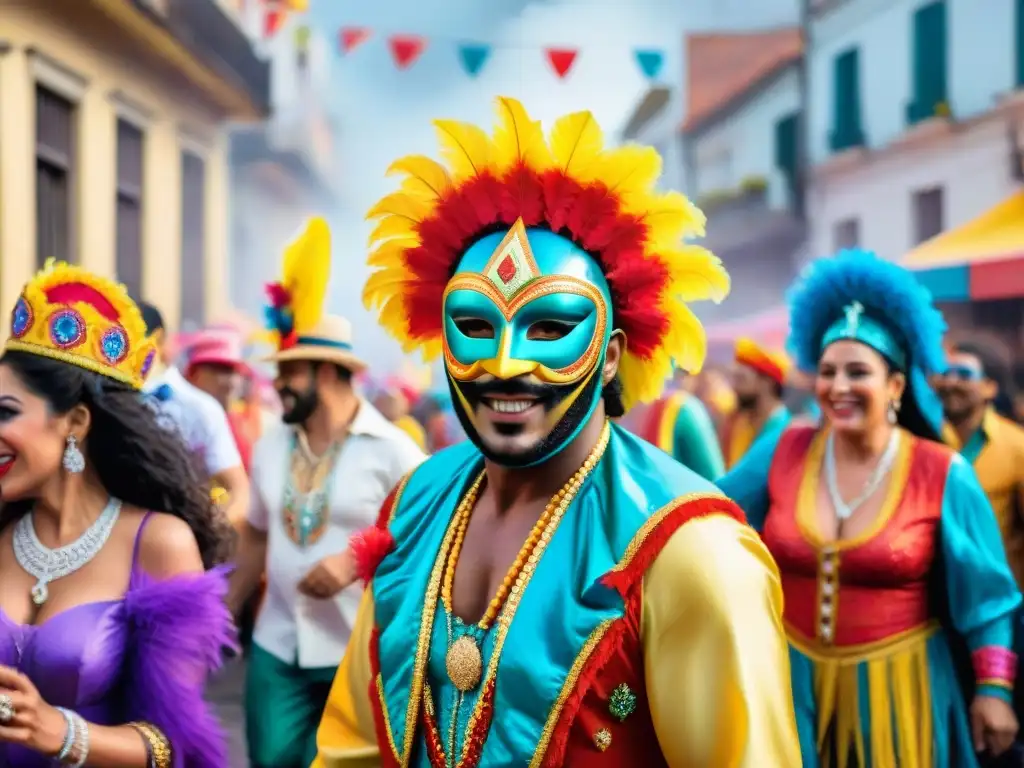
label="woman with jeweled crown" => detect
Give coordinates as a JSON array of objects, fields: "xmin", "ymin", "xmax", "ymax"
[
  {"xmin": 719, "ymin": 250, "xmax": 1021, "ymax": 767},
  {"xmin": 0, "ymin": 262, "xmax": 234, "ymax": 766},
  {"xmin": 311, "ymin": 97, "xmax": 801, "ymax": 766}
]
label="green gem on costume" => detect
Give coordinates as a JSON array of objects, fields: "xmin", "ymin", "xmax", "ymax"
[{"xmin": 608, "ymin": 683, "xmax": 637, "ymax": 721}]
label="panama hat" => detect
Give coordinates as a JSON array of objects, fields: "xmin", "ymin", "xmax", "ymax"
[{"xmin": 264, "ymin": 314, "xmax": 367, "ymax": 373}]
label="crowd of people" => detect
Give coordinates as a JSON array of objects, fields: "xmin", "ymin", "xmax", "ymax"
[{"xmin": 1, "ymin": 95, "xmax": 1024, "ymax": 768}]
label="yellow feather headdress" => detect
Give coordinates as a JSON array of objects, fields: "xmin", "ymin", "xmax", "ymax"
[
  {"xmin": 264, "ymin": 216, "xmax": 332, "ymax": 350},
  {"xmin": 363, "ymin": 97, "xmax": 729, "ymax": 409}
]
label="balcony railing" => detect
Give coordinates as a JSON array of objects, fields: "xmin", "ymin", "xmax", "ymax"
[{"xmin": 133, "ymin": 0, "xmax": 270, "ymax": 115}]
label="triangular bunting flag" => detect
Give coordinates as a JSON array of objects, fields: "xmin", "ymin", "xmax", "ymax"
[
  {"xmin": 545, "ymin": 48, "xmax": 578, "ymax": 79},
  {"xmin": 263, "ymin": 8, "xmax": 285, "ymax": 38},
  {"xmin": 634, "ymin": 49, "xmax": 664, "ymax": 80},
  {"xmin": 340, "ymin": 27, "xmax": 371, "ymax": 54},
  {"xmin": 458, "ymin": 44, "xmax": 491, "ymax": 77},
  {"xmin": 388, "ymin": 35, "xmax": 427, "ymax": 69}
]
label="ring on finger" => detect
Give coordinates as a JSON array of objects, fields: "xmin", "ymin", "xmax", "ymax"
[{"xmin": 0, "ymin": 694, "xmax": 15, "ymax": 724}]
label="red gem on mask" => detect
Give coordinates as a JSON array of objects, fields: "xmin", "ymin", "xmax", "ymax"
[{"xmin": 496, "ymin": 254, "xmax": 516, "ymax": 284}]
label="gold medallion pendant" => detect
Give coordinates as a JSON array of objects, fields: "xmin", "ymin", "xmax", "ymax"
[{"xmin": 445, "ymin": 635, "xmax": 483, "ymax": 692}]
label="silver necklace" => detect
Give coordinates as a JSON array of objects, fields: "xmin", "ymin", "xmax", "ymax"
[
  {"xmin": 824, "ymin": 430, "xmax": 899, "ymax": 521},
  {"xmin": 13, "ymin": 498, "xmax": 121, "ymax": 606}
]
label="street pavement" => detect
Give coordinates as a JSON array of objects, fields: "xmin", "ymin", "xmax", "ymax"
[{"xmin": 209, "ymin": 657, "xmax": 249, "ymax": 767}]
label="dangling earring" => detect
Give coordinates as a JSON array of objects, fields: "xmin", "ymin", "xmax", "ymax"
[
  {"xmin": 887, "ymin": 400, "xmax": 899, "ymax": 425},
  {"xmin": 62, "ymin": 435, "xmax": 85, "ymax": 474}
]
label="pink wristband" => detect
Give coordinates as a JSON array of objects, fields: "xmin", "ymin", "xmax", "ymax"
[{"xmin": 972, "ymin": 646, "xmax": 1018, "ymax": 688}]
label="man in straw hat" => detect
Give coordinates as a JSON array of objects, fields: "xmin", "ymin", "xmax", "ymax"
[{"xmin": 227, "ymin": 218, "xmax": 425, "ymax": 768}]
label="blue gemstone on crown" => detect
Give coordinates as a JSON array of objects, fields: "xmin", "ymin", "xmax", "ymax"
[
  {"xmin": 101, "ymin": 326, "xmax": 129, "ymax": 364},
  {"xmin": 49, "ymin": 309, "xmax": 85, "ymax": 349},
  {"xmin": 11, "ymin": 297, "xmax": 31, "ymax": 338}
]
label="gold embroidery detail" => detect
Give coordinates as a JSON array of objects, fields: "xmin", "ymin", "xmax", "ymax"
[
  {"xmin": 529, "ymin": 619, "xmax": 614, "ymax": 767},
  {"xmin": 374, "ymin": 674, "xmax": 400, "ymax": 759},
  {"xmin": 608, "ymin": 492, "xmax": 731, "ymax": 577},
  {"xmin": 386, "ymin": 472, "xmax": 413, "ymax": 528},
  {"xmin": 593, "ymin": 728, "xmax": 612, "ymax": 752}
]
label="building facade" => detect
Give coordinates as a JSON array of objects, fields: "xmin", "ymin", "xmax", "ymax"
[
  {"xmin": 227, "ymin": 11, "xmax": 337, "ymax": 322},
  {"xmin": 0, "ymin": 0, "xmax": 269, "ymax": 334},
  {"xmin": 679, "ymin": 30, "xmax": 807, "ymax": 356},
  {"xmin": 807, "ymin": 0, "xmax": 1024, "ymax": 261}
]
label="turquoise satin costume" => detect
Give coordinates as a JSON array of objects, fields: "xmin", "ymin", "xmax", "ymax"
[{"xmin": 317, "ymin": 425, "xmax": 801, "ymax": 767}]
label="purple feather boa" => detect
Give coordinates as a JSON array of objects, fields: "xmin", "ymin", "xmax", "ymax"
[{"xmin": 123, "ymin": 564, "xmax": 237, "ymax": 767}]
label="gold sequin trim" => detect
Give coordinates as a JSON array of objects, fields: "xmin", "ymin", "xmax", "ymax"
[
  {"xmin": 386, "ymin": 471, "xmax": 413, "ymax": 528},
  {"xmin": 374, "ymin": 674, "xmax": 400, "ymax": 759},
  {"xmin": 529, "ymin": 618, "xmax": 614, "ymax": 767},
  {"xmin": 5, "ymin": 340, "xmax": 141, "ymax": 388}
]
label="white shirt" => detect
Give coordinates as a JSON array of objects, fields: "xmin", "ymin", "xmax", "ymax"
[
  {"xmin": 248, "ymin": 399, "xmax": 426, "ymax": 668},
  {"xmin": 144, "ymin": 366, "xmax": 243, "ymax": 477}
]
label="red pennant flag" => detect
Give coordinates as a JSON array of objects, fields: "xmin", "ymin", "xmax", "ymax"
[
  {"xmin": 340, "ymin": 27, "xmax": 371, "ymax": 54},
  {"xmin": 388, "ymin": 35, "xmax": 427, "ymax": 69},
  {"xmin": 545, "ymin": 48, "xmax": 578, "ymax": 79},
  {"xmin": 263, "ymin": 8, "xmax": 285, "ymax": 38}
]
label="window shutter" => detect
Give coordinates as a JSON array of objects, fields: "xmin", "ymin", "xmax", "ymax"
[
  {"xmin": 830, "ymin": 49, "xmax": 863, "ymax": 152},
  {"xmin": 908, "ymin": 1, "xmax": 948, "ymax": 124},
  {"xmin": 774, "ymin": 112, "xmax": 799, "ymax": 174},
  {"xmin": 1016, "ymin": 0, "xmax": 1024, "ymax": 87}
]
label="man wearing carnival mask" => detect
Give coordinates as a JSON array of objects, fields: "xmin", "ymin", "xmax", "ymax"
[{"xmin": 313, "ymin": 98, "xmax": 800, "ymax": 766}]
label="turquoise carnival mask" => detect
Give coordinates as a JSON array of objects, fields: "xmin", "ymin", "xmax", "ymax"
[{"xmin": 442, "ymin": 219, "xmax": 614, "ymax": 467}]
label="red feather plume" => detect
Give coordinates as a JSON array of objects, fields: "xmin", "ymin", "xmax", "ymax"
[{"xmin": 349, "ymin": 525, "xmax": 395, "ymax": 584}]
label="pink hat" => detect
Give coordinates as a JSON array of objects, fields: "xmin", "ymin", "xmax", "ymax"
[{"xmin": 186, "ymin": 329, "xmax": 248, "ymax": 374}]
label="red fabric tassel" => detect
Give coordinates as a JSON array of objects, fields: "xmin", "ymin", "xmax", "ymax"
[
  {"xmin": 349, "ymin": 526, "xmax": 395, "ymax": 585},
  {"xmin": 601, "ymin": 496, "xmax": 746, "ymax": 597}
]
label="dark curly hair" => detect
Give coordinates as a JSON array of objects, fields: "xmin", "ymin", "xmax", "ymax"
[{"xmin": 0, "ymin": 351, "xmax": 231, "ymax": 569}]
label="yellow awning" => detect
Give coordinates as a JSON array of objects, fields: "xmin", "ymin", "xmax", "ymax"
[{"xmin": 903, "ymin": 191, "xmax": 1024, "ymax": 268}]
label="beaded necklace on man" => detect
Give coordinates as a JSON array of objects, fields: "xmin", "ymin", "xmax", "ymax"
[
  {"xmin": 282, "ymin": 428, "xmax": 347, "ymax": 547},
  {"xmin": 430, "ymin": 422, "xmax": 611, "ymax": 768}
]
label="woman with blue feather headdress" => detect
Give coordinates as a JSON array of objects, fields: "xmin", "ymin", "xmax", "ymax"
[{"xmin": 719, "ymin": 250, "xmax": 1022, "ymax": 767}]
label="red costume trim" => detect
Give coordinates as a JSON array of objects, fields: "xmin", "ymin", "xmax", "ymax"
[
  {"xmin": 368, "ymin": 628, "xmax": 401, "ymax": 768},
  {"xmin": 601, "ymin": 495, "xmax": 746, "ymax": 597},
  {"xmin": 539, "ymin": 497, "xmax": 746, "ymax": 766},
  {"xmin": 401, "ymin": 167, "xmax": 669, "ymax": 361},
  {"xmin": 973, "ymin": 646, "xmax": 1018, "ymax": 688}
]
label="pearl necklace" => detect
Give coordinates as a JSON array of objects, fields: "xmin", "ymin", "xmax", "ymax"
[
  {"xmin": 13, "ymin": 498, "xmax": 122, "ymax": 606},
  {"xmin": 824, "ymin": 430, "xmax": 899, "ymax": 521}
]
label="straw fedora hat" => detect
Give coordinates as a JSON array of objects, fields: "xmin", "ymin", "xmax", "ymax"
[{"xmin": 265, "ymin": 314, "xmax": 367, "ymax": 373}]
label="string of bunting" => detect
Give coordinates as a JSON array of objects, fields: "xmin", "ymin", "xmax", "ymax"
[{"xmin": 333, "ymin": 26, "xmax": 665, "ymax": 81}]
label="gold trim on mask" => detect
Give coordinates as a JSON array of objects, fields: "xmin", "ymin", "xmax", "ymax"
[{"xmin": 443, "ymin": 275, "xmax": 608, "ymax": 385}]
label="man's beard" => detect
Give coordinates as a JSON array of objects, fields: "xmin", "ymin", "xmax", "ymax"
[
  {"xmin": 736, "ymin": 392, "xmax": 758, "ymax": 411},
  {"xmin": 449, "ymin": 371, "xmax": 602, "ymax": 468},
  {"xmin": 280, "ymin": 383, "xmax": 319, "ymax": 425}
]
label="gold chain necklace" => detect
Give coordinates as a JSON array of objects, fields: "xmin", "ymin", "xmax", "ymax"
[{"xmin": 436, "ymin": 421, "xmax": 611, "ymax": 767}]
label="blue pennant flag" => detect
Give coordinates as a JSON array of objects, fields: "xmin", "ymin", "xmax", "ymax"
[
  {"xmin": 458, "ymin": 44, "xmax": 491, "ymax": 77},
  {"xmin": 634, "ymin": 49, "xmax": 664, "ymax": 81}
]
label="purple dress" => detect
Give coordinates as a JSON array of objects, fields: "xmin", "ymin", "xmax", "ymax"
[{"xmin": 0, "ymin": 514, "xmax": 235, "ymax": 767}]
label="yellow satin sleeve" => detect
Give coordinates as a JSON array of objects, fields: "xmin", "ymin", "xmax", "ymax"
[
  {"xmin": 642, "ymin": 515, "xmax": 800, "ymax": 767},
  {"xmin": 312, "ymin": 588, "xmax": 381, "ymax": 768}
]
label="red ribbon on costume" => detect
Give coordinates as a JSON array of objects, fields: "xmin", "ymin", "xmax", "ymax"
[{"xmin": 972, "ymin": 646, "xmax": 1018, "ymax": 688}]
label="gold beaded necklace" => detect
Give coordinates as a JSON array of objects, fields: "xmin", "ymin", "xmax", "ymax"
[{"xmin": 440, "ymin": 422, "xmax": 611, "ymax": 697}]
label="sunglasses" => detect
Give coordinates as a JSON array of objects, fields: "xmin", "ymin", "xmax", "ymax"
[{"xmin": 943, "ymin": 365, "xmax": 984, "ymax": 382}]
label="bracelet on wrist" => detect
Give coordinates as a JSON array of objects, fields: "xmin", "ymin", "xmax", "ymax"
[
  {"xmin": 55, "ymin": 707, "xmax": 76, "ymax": 761},
  {"xmin": 129, "ymin": 721, "xmax": 172, "ymax": 768},
  {"xmin": 54, "ymin": 708, "xmax": 89, "ymax": 767},
  {"xmin": 972, "ymin": 646, "xmax": 1017, "ymax": 690}
]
